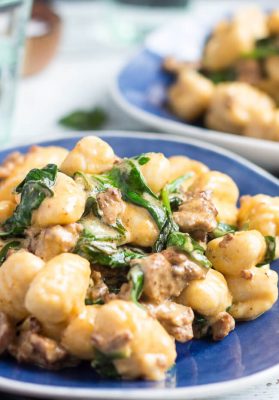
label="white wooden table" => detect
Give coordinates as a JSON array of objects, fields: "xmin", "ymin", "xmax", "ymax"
[{"xmin": 11, "ymin": 1, "xmax": 279, "ymax": 399}]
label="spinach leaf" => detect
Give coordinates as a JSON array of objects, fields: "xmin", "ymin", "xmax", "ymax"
[
  {"xmin": 91, "ymin": 349, "xmax": 125, "ymax": 379},
  {"xmin": 242, "ymin": 37, "xmax": 279, "ymax": 60},
  {"xmin": 200, "ymin": 67, "xmax": 236, "ymax": 83},
  {"xmin": 167, "ymin": 231, "xmax": 212, "ymax": 268},
  {"xmin": 0, "ymin": 241, "xmax": 21, "ymax": 265},
  {"xmin": 210, "ymin": 223, "xmax": 236, "ymax": 239},
  {"xmin": 85, "ymin": 298, "xmax": 104, "ymax": 305},
  {"xmin": 133, "ymin": 154, "xmax": 150, "ymax": 166},
  {"xmin": 75, "ymin": 230, "xmax": 145, "ymax": 268},
  {"xmin": 59, "ymin": 107, "xmax": 107, "ymax": 131},
  {"xmin": 0, "ymin": 164, "xmax": 58, "ymax": 237},
  {"xmin": 75, "ymin": 172, "xmax": 126, "ymax": 236},
  {"xmin": 127, "ymin": 264, "xmax": 144, "ymax": 306},
  {"xmin": 153, "ymin": 186, "xmax": 179, "ymax": 252},
  {"xmin": 257, "ymin": 236, "xmax": 276, "ymax": 267},
  {"xmin": 165, "ymin": 172, "xmax": 193, "ymax": 194},
  {"xmin": 95, "ymin": 158, "xmax": 173, "ymax": 249}
]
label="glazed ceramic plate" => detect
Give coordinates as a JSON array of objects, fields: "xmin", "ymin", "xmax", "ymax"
[
  {"xmin": 0, "ymin": 132, "xmax": 278, "ymax": 400},
  {"xmin": 111, "ymin": 13, "xmax": 279, "ymax": 171}
]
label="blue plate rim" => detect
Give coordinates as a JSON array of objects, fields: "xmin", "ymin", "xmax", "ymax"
[{"xmin": 0, "ymin": 130, "xmax": 278, "ymax": 399}]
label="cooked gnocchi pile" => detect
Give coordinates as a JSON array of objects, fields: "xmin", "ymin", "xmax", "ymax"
[
  {"xmin": 0, "ymin": 136, "xmax": 277, "ymax": 381},
  {"xmin": 164, "ymin": 7, "xmax": 279, "ymax": 141}
]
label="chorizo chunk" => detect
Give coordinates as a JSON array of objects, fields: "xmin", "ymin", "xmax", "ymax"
[
  {"xmin": 96, "ymin": 188, "xmax": 125, "ymax": 226},
  {"xmin": 0, "ymin": 312, "xmax": 15, "ymax": 354},
  {"xmin": 9, "ymin": 318, "xmax": 77, "ymax": 370},
  {"xmin": 26, "ymin": 223, "xmax": 82, "ymax": 261},
  {"xmin": 131, "ymin": 251, "xmax": 205, "ymax": 304},
  {"xmin": 146, "ymin": 301, "xmax": 194, "ymax": 342},
  {"xmin": 173, "ymin": 190, "xmax": 218, "ymax": 236}
]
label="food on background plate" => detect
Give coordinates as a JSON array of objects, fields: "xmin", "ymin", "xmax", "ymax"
[
  {"xmin": 0, "ymin": 135, "xmax": 277, "ymax": 380},
  {"xmin": 164, "ymin": 7, "xmax": 279, "ymax": 142}
]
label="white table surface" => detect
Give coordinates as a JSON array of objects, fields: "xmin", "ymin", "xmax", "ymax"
[{"xmin": 11, "ymin": 1, "xmax": 279, "ymax": 399}]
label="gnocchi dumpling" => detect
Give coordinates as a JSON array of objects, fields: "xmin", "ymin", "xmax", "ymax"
[
  {"xmin": 238, "ymin": 194, "xmax": 279, "ymax": 237},
  {"xmin": 140, "ymin": 153, "xmax": 170, "ymax": 193},
  {"xmin": 60, "ymin": 136, "xmax": 116, "ymax": 176},
  {"xmin": 25, "ymin": 253, "xmax": 90, "ymax": 338},
  {"xmin": 31, "ymin": 172, "xmax": 86, "ymax": 227},
  {"xmin": 268, "ymin": 9, "xmax": 279, "ymax": 35},
  {"xmin": 122, "ymin": 203, "xmax": 159, "ymax": 247},
  {"xmin": 92, "ymin": 300, "xmax": 176, "ymax": 381},
  {"xmin": 168, "ymin": 155, "xmax": 209, "ymax": 191},
  {"xmin": 177, "ymin": 269, "xmax": 232, "ymax": 317},
  {"xmin": 226, "ymin": 265, "xmax": 278, "ymax": 320},
  {"xmin": 206, "ymin": 231, "xmax": 266, "ymax": 276},
  {"xmin": 189, "ymin": 170, "xmax": 239, "ymax": 224},
  {"xmin": 168, "ymin": 68, "xmax": 214, "ymax": 120},
  {"xmin": 62, "ymin": 305, "xmax": 99, "ymax": 360},
  {"xmin": 0, "ymin": 250, "xmax": 44, "ymax": 321},
  {"xmin": 0, "ymin": 146, "xmax": 68, "ymax": 203},
  {"xmin": 0, "ymin": 201, "xmax": 16, "ymax": 223}
]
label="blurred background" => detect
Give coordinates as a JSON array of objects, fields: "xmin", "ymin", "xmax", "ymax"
[{"xmin": 0, "ymin": 0, "xmax": 274, "ymax": 141}]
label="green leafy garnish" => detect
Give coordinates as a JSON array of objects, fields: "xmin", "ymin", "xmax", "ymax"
[
  {"xmin": 85, "ymin": 298, "xmax": 104, "ymax": 305},
  {"xmin": 133, "ymin": 154, "xmax": 150, "ymax": 166},
  {"xmin": 257, "ymin": 236, "xmax": 276, "ymax": 267},
  {"xmin": 242, "ymin": 37, "xmax": 279, "ymax": 60},
  {"xmin": 211, "ymin": 223, "xmax": 236, "ymax": 238},
  {"xmin": 127, "ymin": 264, "xmax": 144, "ymax": 306},
  {"xmin": 201, "ymin": 67, "xmax": 236, "ymax": 83},
  {"xmin": 75, "ymin": 230, "xmax": 145, "ymax": 268},
  {"xmin": 0, "ymin": 164, "xmax": 57, "ymax": 237},
  {"xmin": 161, "ymin": 173, "xmax": 192, "ymax": 212},
  {"xmin": 59, "ymin": 107, "xmax": 107, "ymax": 130},
  {"xmin": 0, "ymin": 241, "xmax": 21, "ymax": 265},
  {"xmin": 91, "ymin": 350, "xmax": 126, "ymax": 379},
  {"xmin": 167, "ymin": 231, "xmax": 212, "ymax": 268},
  {"xmin": 94, "ymin": 158, "xmax": 173, "ymax": 251},
  {"xmin": 165, "ymin": 173, "xmax": 193, "ymax": 194}
]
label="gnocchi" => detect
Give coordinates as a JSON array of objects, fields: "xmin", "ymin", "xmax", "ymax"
[{"xmin": 0, "ymin": 135, "xmax": 277, "ymax": 381}]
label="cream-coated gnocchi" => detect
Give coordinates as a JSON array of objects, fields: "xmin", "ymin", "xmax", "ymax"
[
  {"xmin": 177, "ymin": 269, "xmax": 232, "ymax": 317},
  {"xmin": 168, "ymin": 156, "xmax": 209, "ymax": 191},
  {"xmin": 268, "ymin": 9, "xmax": 279, "ymax": 34},
  {"xmin": 122, "ymin": 202, "xmax": 159, "ymax": 247},
  {"xmin": 62, "ymin": 306, "xmax": 98, "ymax": 359},
  {"xmin": 0, "ymin": 135, "xmax": 277, "ymax": 380},
  {"xmin": 0, "ymin": 250, "xmax": 44, "ymax": 321},
  {"xmin": 25, "ymin": 253, "xmax": 90, "ymax": 338},
  {"xmin": 0, "ymin": 201, "xmax": 16, "ymax": 223},
  {"xmin": 168, "ymin": 68, "xmax": 214, "ymax": 120},
  {"xmin": 32, "ymin": 172, "xmax": 86, "ymax": 227},
  {"xmin": 61, "ymin": 136, "xmax": 116, "ymax": 176},
  {"xmin": 226, "ymin": 265, "xmax": 278, "ymax": 320},
  {"xmin": 92, "ymin": 300, "xmax": 176, "ymax": 381},
  {"xmin": 0, "ymin": 146, "xmax": 68, "ymax": 203},
  {"xmin": 140, "ymin": 152, "xmax": 170, "ymax": 193},
  {"xmin": 238, "ymin": 194, "xmax": 279, "ymax": 237},
  {"xmin": 206, "ymin": 231, "xmax": 266, "ymax": 276},
  {"xmin": 189, "ymin": 171, "xmax": 239, "ymax": 224}
]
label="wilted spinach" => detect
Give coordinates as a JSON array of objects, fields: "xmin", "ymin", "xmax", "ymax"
[
  {"xmin": 167, "ymin": 231, "xmax": 212, "ymax": 268},
  {"xmin": 0, "ymin": 164, "xmax": 58, "ymax": 237},
  {"xmin": 91, "ymin": 350, "xmax": 126, "ymax": 379},
  {"xmin": 257, "ymin": 236, "xmax": 276, "ymax": 267},
  {"xmin": 0, "ymin": 241, "xmax": 21, "ymax": 265},
  {"xmin": 59, "ymin": 107, "xmax": 107, "ymax": 131},
  {"xmin": 210, "ymin": 222, "xmax": 237, "ymax": 239},
  {"xmin": 75, "ymin": 230, "xmax": 145, "ymax": 268},
  {"xmin": 127, "ymin": 264, "xmax": 144, "ymax": 306}
]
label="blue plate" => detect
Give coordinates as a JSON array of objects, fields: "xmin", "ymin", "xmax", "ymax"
[
  {"xmin": 0, "ymin": 132, "xmax": 278, "ymax": 399},
  {"xmin": 112, "ymin": 49, "xmax": 279, "ymax": 170}
]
